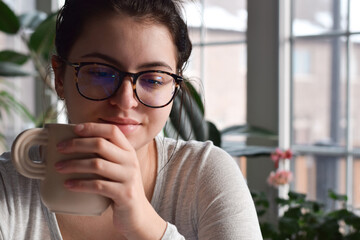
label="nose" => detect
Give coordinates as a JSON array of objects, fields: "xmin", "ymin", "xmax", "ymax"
[{"xmin": 108, "ymin": 77, "xmax": 139, "ymax": 109}]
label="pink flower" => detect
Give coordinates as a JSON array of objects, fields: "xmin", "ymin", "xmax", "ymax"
[
  {"xmin": 270, "ymin": 148, "xmax": 293, "ymax": 168},
  {"xmin": 267, "ymin": 169, "xmax": 293, "ymax": 187},
  {"xmin": 282, "ymin": 149, "xmax": 293, "ymax": 160}
]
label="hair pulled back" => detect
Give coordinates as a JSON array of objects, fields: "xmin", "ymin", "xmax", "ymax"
[{"xmin": 55, "ymin": 0, "xmax": 192, "ymax": 74}]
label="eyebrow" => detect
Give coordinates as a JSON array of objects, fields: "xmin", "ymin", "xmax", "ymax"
[{"xmin": 80, "ymin": 52, "xmax": 174, "ymax": 71}]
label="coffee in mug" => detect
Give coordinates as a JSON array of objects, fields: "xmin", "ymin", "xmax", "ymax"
[{"xmin": 11, "ymin": 123, "xmax": 111, "ymax": 216}]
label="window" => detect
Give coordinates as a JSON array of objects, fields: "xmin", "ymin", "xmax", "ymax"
[
  {"xmin": 290, "ymin": 0, "xmax": 360, "ymax": 210},
  {"xmin": 183, "ymin": 0, "xmax": 247, "ymax": 130},
  {"xmin": 293, "ymin": 49, "xmax": 312, "ymax": 76}
]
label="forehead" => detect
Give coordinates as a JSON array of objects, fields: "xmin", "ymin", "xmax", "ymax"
[{"xmin": 68, "ymin": 14, "xmax": 177, "ymax": 71}]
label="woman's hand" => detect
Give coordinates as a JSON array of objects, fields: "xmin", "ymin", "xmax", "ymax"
[{"xmin": 54, "ymin": 122, "xmax": 166, "ymax": 240}]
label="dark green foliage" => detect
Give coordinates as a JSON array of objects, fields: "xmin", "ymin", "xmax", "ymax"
[
  {"xmin": 0, "ymin": 2, "xmax": 58, "ymax": 147},
  {"xmin": 164, "ymin": 80, "xmax": 222, "ymax": 146},
  {"xmin": 0, "ymin": 1, "xmax": 20, "ymax": 34},
  {"xmin": 252, "ymin": 190, "xmax": 360, "ymax": 240}
]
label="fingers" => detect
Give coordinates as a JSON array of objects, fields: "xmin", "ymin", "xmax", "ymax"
[
  {"xmin": 63, "ymin": 179, "xmax": 128, "ymax": 200},
  {"xmin": 57, "ymin": 136, "xmax": 132, "ymax": 165},
  {"xmin": 54, "ymin": 122, "xmax": 144, "ymax": 206},
  {"xmin": 62, "ymin": 175, "xmax": 143, "ymax": 205},
  {"xmin": 73, "ymin": 123, "xmax": 133, "ymax": 150},
  {"xmin": 55, "ymin": 157, "xmax": 130, "ymax": 182},
  {"xmin": 57, "ymin": 123, "xmax": 138, "ymax": 165}
]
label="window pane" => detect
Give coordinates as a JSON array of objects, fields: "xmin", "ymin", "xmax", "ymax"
[
  {"xmin": 292, "ymin": 38, "xmax": 347, "ymax": 147},
  {"xmin": 183, "ymin": 1, "xmax": 202, "ymax": 43},
  {"xmin": 58, "ymin": 0, "xmax": 65, "ymax": 8},
  {"xmin": 184, "ymin": 46, "xmax": 202, "ymax": 90},
  {"xmin": 350, "ymin": 35, "xmax": 360, "ymax": 148},
  {"xmin": 293, "ymin": 0, "xmax": 347, "ymax": 36},
  {"xmin": 203, "ymin": 44, "xmax": 247, "ymax": 129},
  {"xmin": 182, "ymin": 1, "xmax": 247, "ymax": 131},
  {"xmin": 349, "ymin": 0, "xmax": 360, "ymax": 32},
  {"xmin": 204, "ymin": 0, "xmax": 247, "ymax": 42},
  {"xmin": 292, "ymin": 154, "xmax": 346, "ymax": 210}
]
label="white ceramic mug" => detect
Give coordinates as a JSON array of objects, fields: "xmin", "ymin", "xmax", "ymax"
[{"xmin": 11, "ymin": 123, "xmax": 111, "ymax": 216}]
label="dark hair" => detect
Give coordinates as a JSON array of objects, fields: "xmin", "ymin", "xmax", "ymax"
[{"xmin": 55, "ymin": 0, "xmax": 192, "ymax": 75}]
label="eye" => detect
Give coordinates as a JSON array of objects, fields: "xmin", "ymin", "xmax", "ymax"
[
  {"xmin": 138, "ymin": 74, "xmax": 165, "ymax": 88},
  {"xmin": 87, "ymin": 68, "xmax": 115, "ymax": 78}
]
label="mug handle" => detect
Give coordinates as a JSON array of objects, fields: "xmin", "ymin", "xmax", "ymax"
[{"xmin": 11, "ymin": 128, "xmax": 48, "ymax": 179}]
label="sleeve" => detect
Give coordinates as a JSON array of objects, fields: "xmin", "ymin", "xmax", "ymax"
[
  {"xmin": 0, "ymin": 154, "xmax": 11, "ymax": 240},
  {"xmin": 196, "ymin": 146, "xmax": 263, "ymax": 240},
  {"xmin": 0, "ymin": 152, "xmax": 56, "ymax": 240},
  {"xmin": 161, "ymin": 222, "xmax": 185, "ymax": 240}
]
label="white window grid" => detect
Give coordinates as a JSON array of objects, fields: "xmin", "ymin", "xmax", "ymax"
[{"xmin": 285, "ymin": 0, "xmax": 360, "ymax": 208}]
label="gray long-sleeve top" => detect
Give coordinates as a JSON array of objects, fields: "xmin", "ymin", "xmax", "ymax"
[{"xmin": 0, "ymin": 136, "xmax": 263, "ymax": 239}]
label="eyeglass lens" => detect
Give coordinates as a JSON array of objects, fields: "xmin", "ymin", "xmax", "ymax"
[{"xmin": 76, "ymin": 64, "xmax": 176, "ymax": 107}]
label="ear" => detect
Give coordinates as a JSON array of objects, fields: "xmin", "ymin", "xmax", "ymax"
[{"xmin": 51, "ymin": 55, "xmax": 65, "ymax": 100}]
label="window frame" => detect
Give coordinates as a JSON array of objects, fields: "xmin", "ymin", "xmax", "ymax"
[{"xmin": 285, "ymin": 0, "xmax": 360, "ymax": 208}]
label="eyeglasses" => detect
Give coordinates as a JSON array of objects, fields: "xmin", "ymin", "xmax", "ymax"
[{"xmin": 62, "ymin": 60, "xmax": 183, "ymax": 108}]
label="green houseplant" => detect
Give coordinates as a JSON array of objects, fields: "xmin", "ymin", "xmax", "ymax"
[
  {"xmin": 252, "ymin": 190, "xmax": 360, "ymax": 240},
  {"xmin": 164, "ymin": 79, "xmax": 277, "ymax": 157},
  {"xmin": 0, "ymin": 1, "xmax": 57, "ymax": 147}
]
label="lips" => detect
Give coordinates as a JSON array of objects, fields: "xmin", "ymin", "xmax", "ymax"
[{"xmin": 100, "ymin": 117, "xmax": 141, "ymax": 135}]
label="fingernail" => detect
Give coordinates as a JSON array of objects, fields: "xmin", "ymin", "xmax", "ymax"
[
  {"xmin": 54, "ymin": 161, "xmax": 65, "ymax": 170},
  {"xmin": 56, "ymin": 141, "xmax": 67, "ymax": 150},
  {"xmin": 75, "ymin": 124, "xmax": 84, "ymax": 132},
  {"xmin": 64, "ymin": 180, "xmax": 75, "ymax": 188}
]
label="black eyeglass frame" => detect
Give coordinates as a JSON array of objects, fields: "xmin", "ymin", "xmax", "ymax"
[{"xmin": 62, "ymin": 59, "xmax": 184, "ymax": 108}]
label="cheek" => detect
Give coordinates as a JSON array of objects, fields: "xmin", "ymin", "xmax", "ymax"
[
  {"xmin": 157, "ymin": 104, "xmax": 172, "ymax": 122},
  {"xmin": 148, "ymin": 105, "xmax": 172, "ymax": 130},
  {"xmin": 63, "ymin": 71, "xmax": 77, "ymax": 97},
  {"xmin": 62, "ymin": 75, "xmax": 93, "ymax": 123}
]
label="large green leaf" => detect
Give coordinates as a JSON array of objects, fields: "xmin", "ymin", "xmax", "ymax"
[
  {"xmin": 181, "ymin": 87, "xmax": 208, "ymax": 140},
  {"xmin": 0, "ymin": 62, "xmax": 31, "ymax": 77},
  {"xmin": 184, "ymin": 80, "xmax": 204, "ymax": 114},
  {"xmin": 0, "ymin": 1, "xmax": 20, "ymax": 34},
  {"xmin": 220, "ymin": 124, "xmax": 277, "ymax": 157},
  {"xmin": 166, "ymin": 92, "xmax": 196, "ymax": 140},
  {"xmin": 221, "ymin": 143, "xmax": 274, "ymax": 157},
  {"xmin": 221, "ymin": 124, "xmax": 278, "ymax": 139},
  {"xmin": 167, "ymin": 87, "xmax": 208, "ymax": 141},
  {"xmin": 207, "ymin": 121, "xmax": 221, "ymax": 147},
  {"xmin": 28, "ymin": 12, "xmax": 57, "ymax": 61},
  {"xmin": 19, "ymin": 11, "xmax": 47, "ymax": 29},
  {"xmin": 0, "ymin": 50, "xmax": 29, "ymax": 65}
]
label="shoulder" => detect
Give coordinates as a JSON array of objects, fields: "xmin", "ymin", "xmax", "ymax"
[
  {"xmin": 157, "ymin": 136, "xmax": 241, "ymax": 178},
  {"xmin": 154, "ymin": 137, "xmax": 263, "ymax": 239},
  {"xmin": 158, "ymin": 136, "xmax": 235, "ymax": 164},
  {"xmin": 155, "ymin": 136, "xmax": 247, "ymax": 204}
]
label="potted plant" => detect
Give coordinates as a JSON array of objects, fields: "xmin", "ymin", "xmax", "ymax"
[
  {"xmin": 252, "ymin": 190, "xmax": 360, "ymax": 240},
  {"xmin": 0, "ymin": 1, "xmax": 57, "ymax": 148},
  {"xmin": 164, "ymin": 79, "xmax": 277, "ymax": 157}
]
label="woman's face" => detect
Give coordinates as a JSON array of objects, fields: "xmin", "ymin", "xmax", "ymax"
[{"xmin": 54, "ymin": 14, "xmax": 177, "ymax": 151}]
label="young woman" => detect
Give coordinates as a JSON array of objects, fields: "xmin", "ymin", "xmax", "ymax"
[{"xmin": 0, "ymin": 0, "xmax": 262, "ymax": 239}]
